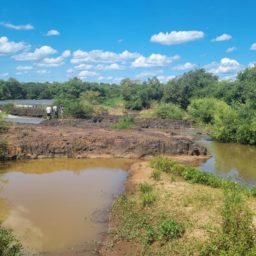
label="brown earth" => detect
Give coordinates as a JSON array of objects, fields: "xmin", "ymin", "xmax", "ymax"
[{"xmin": 1, "ymin": 122, "xmax": 207, "ymax": 160}]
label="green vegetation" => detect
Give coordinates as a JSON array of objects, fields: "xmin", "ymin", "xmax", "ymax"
[
  {"xmin": 0, "ymin": 113, "xmax": 8, "ymax": 133},
  {"xmin": 1, "ymin": 66, "xmax": 256, "ymax": 145},
  {"xmin": 202, "ymin": 189, "xmax": 256, "ymax": 256},
  {"xmin": 151, "ymin": 169, "xmax": 161, "ymax": 181},
  {"xmin": 150, "ymin": 156, "xmax": 256, "ymax": 195},
  {"xmin": 154, "ymin": 103, "xmax": 186, "ymax": 120},
  {"xmin": 0, "ymin": 226, "xmax": 23, "ymax": 256},
  {"xmin": 112, "ymin": 115, "xmax": 134, "ymax": 129}
]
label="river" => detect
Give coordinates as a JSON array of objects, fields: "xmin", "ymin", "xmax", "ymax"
[{"xmin": 0, "ymin": 158, "xmax": 132, "ymax": 255}]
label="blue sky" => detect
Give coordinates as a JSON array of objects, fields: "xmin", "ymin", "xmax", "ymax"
[{"xmin": 0, "ymin": 0, "xmax": 256, "ymax": 83}]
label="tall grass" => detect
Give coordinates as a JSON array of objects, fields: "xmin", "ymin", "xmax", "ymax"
[{"xmin": 112, "ymin": 115, "xmax": 134, "ymax": 129}]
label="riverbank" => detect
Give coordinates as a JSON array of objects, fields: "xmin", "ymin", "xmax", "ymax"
[
  {"xmin": 1, "ymin": 121, "xmax": 207, "ymax": 160},
  {"xmin": 99, "ymin": 157, "xmax": 256, "ymax": 256}
]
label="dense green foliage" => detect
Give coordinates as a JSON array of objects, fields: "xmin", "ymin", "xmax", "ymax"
[
  {"xmin": 0, "ymin": 226, "xmax": 23, "ymax": 256},
  {"xmin": 1, "ymin": 66, "xmax": 256, "ymax": 144},
  {"xmin": 154, "ymin": 103, "xmax": 186, "ymax": 120},
  {"xmin": 201, "ymin": 189, "xmax": 256, "ymax": 256}
]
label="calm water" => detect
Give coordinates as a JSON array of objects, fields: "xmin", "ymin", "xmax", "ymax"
[
  {"xmin": 0, "ymin": 99, "xmax": 53, "ymax": 106},
  {"xmin": 6, "ymin": 114, "xmax": 43, "ymax": 124},
  {"xmin": 0, "ymin": 158, "xmax": 132, "ymax": 255},
  {"xmin": 199, "ymin": 139, "xmax": 256, "ymax": 186}
]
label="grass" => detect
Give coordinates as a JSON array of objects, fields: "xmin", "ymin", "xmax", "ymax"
[
  {"xmin": 104, "ymin": 157, "xmax": 256, "ymax": 255},
  {"xmin": 0, "ymin": 226, "xmax": 23, "ymax": 256},
  {"xmin": 111, "ymin": 115, "xmax": 134, "ymax": 129},
  {"xmin": 150, "ymin": 156, "xmax": 256, "ymax": 195},
  {"xmin": 151, "ymin": 169, "xmax": 161, "ymax": 181}
]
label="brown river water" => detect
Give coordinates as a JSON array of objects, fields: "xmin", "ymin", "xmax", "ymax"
[{"xmin": 0, "ymin": 158, "xmax": 133, "ymax": 255}]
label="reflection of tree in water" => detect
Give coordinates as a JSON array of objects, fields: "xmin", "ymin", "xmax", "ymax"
[
  {"xmin": 0, "ymin": 177, "xmax": 10, "ymax": 221},
  {"xmin": 211, "ymin": 142, "xmax": 256, "ymax": 182}
]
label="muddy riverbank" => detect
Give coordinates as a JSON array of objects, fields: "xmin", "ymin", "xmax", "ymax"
[{"xmin": 1, "ymin": 121, "xmax": 207, "ymax": 161}]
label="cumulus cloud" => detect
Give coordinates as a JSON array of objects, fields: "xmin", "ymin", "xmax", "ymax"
[
  {"xmin": 0, "ymin": 72, "xmax": 9, "ymax": 77},
  {"xmin": 46, "ymin": 29, "xmax": 60, "ymax": 36},
  {"xmin": 13, "ymin": 45, "xmax": 57, "ymax": 61},
  {"xmin": 71, "ymin": 49, "xmax": 140, "ymax": 64},
  {"xmin": 0, "ymin": 36, "xmax": 28, "ymax": 54},
  {"xmin": 157, "ymin": 75, "xmax": 175, "ymax": 83},
  {"xmin": 173, "ymin": 62, "xmax": 197, "ymax": 70},
  {"xmin": 36, "ymin": 69, "xmax": 48, "ymax": 74},
  {"xmin": 136, "ymin": 70, "xmax": 163, "ymax": 78},
  {"xmin": 248, "ymin": 62, "xmax": 256, "ymax": 68},
  {"xmin": 205, "ymin": 57, "xmax": 241, "ymax": 75},
  {"xmin": 212, "ymin": 33, "xmax": 232, "ymax": 42},
  {"xmin": 0, "ymin": 22, "xmax": 34, "ymax": 30},
  {"xmin": 226, "ymin": 46, "xmax": 237, "ymax": 53},
  {"xmin": 250, "ymin": 43, "xmax": 256, "ymax": 51},
  {"xmin": 78, "ymin": 70, "xmax": 98, "ymax": 79},
  {"xmin": 16, "ymin": 65, "xmax": 33, "ymax": 71},
  {"xmin": 150, "ymin": 30, "xmax": 204, "ymax": 45},
  {"xmin": 37, "ymin": 50, "xmax": 71, "ymax": 67},
  {"xmin": 132, "ymin": 54, "xmax": 179, "ymax": 68}
]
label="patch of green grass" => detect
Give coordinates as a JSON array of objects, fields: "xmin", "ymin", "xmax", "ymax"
[
  {"xmin": 101, "ymin": 97, "xmax": 124, "ymax": 108},
  {"xmin": 150, "ymin": 156, "xmax": 256, "ymax": 196},
  {"xmin": 151, "ymin": 169, "xmax": 161, "ymax": 181},
  {"xmin": 201, "ymin": 188, "xmax": 256, "ymax": 256},
  {"xmin": 139, "ymin": 182, "xmax": 156, "ymax": 207},
  {"xmin": 0, "ymin": 226, "xmax": 23, "ymax": 256},
  {"xmin": 111, "ymin": 115, "xmax": 134, "ymax": 129},
  {"xmin": 139, "ymin": 182, "xmax": 153, "ymax": 193}
]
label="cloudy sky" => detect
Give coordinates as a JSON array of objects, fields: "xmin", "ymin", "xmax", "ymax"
[{"xmin": 0, "ymin": 0, "xmax": 255, "ymax": 83}]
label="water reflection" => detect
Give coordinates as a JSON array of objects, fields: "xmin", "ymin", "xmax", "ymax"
[
  {"xmin": 200, "ymin": 140, "xmax": 256, "ymax": 186},
  {"xmin": 0, "ymin": 158, "xmax": 132, "ymax": 254}
]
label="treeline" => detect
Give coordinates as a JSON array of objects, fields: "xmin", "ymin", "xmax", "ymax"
[{"xmin": 1, "ymin": 67, "xmax": 256, "ymax": 145}]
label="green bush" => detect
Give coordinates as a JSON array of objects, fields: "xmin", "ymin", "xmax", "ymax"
[
  {"xmin": 159, "ymin": 218, "xmax": 185, "ymax": 242},
  {"xmin": 112, "ymin": 116, "xmax": 134, "ymax": 129},
  {"xmin": 139, "ymin": 182, "xmax": 153, "ymax": 193},
  {"xmin": 201, "ymin": 189, "xmax": 256, "ymax": 256},
  {"xmin": 0, "ymin": 113, "xmax": 8, "ymax": 133},
  {"xmin": 150, "ymin": 156, "xmax": 175, "ymax": 173},
  {"xmin": 0, "ymin": 227, "xmax": 23, "ymax": 256},
  {"xmin": 0, "ymin": 141, "xmax": 7, "ymax": 161},
  {"xmin": 1, "ymin": 103, "xmax": 15, "ymax": 114},
  {"xmin": 151, "ymin": 169, "xmax": 161, "ymax": 181},
  {"xmin": 154, "ymin": 103, "xmax": 186, "ymax": 120}
]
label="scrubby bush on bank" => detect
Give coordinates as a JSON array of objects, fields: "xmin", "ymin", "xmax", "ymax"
[
  {"xmin": 112, "ymin": 115, "xmax": 134, "ymax": 129},
  {"xmin": 0, "ymin": 226, "xmax": 23, "ymax": 256},
  {"xmin": 154, "ymin": 103, "xmax": 186, "ymax": 120},
  {"xmin": 201, "ymin": 189, "xmax": 256, "ymax": 255}
]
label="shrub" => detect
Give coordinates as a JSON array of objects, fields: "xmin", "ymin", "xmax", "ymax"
[
  {"xmin": 150, "ymin": 156, "xmax": 175, "ymax": 173},
  {"xmin": 139, "ymin": 182, "xmax": 153, "ymax": 193},
  {"xmin": 154, "ymin": 103, "xmax": 186, "ymax": 120},
  {"xmin": 151, "ymin": 169, "xmax": 161, "ymax": 181},
  {"xmin": 0, "ymin": 141, "xmax": 7, "ymax": 161},
  {"xmin": 0, "ymin": 113, "xmax": 8, "ymax": 133},
  {"xmin": 0, "ymin": 226, "xmax": 23, "ymax": 256},
  {"xmin": 112, "ymin": 116, "xmax": 134, "ymax": 129},
  {"xmin": 201, "ymin": 189, "xmax": 256, "ymax": 256},
  {"xmin": 1, "ymin": 103, "xmax": 15, "ymax": 114},
  {"xmin": 159, "ymin": 218, "xmax": 185, "ymax": 242},
  {"xmin": 140, "ymin": 192, "xmax": 156, "ymax": 207}
]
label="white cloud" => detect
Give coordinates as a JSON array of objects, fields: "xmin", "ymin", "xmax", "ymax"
[
  {"xmin": 13, "ymin": 45, "xmax": 57, "ymax": 61},
  {"xmin": 36, "ymin": 69, "xmax": 48, "ymax": 74},
  {"xmin": 78, "ymin": 70, "xmax": 98, "ymax": 79},
  {"xmin": 95, "ymin": 63, "xmax": 123, "ymax": 70},
  {"xmin": 0, "ymin": 22, "xmax": 34, "ymax": 30},
  {"xmin": 0, "ymin": 72, "xmax": 9, "ymax": 77},
  {"xmin": 205, "ymin": 57, "xmax": 241, "ymax": 75},
  {"xmin": 136, "ymin": 70, "xmax": 163, "ymax": 78},
  {"xmin": 132, "ymin": 54, "xmax": 179, "ymax": 68},
  {"xmin": 212, "ymin": 33, "xmax": 232, "ymax": 42},
  {"xmin": 46, "ymin": 29, "xmax": 60, "ymax": 36},
  {"xmin": 250, "ymin": 43, "xmax": 256, "ymax": 51},
  {"xmin": 226, "ymin": 46, "xmax": 237, "ymax": 53},
  {"xmin": 150, "ymin": 30, "xmax": 204, "ymax": 45},
  {"xmin": 37, "ymin": 50, "xmax": 71, "ymax": 67},
  {"xmin": 71, "ymin": 49, "xmax": 140, "ymax": 64},
  {"xmin": 74, "ymin": 64, "xmax": 94, "ymax": 70},
  {"xmin": 248, "ymin": 62, "xmax": 256, "ymax": 68},
  {"xmin": 0, "ymin": 36, "xmax": 28, "ymax": 54},
  {"xmin": 157, "ymin": 75, "xmax": 175, "ymax": 83},
  {"xmin": 16, "ymin": 65, "xmax": 33, "ymax": 71},
  {"xmin": 173, "ymin": 62, "xmax": 197, "ymax": 70}
]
